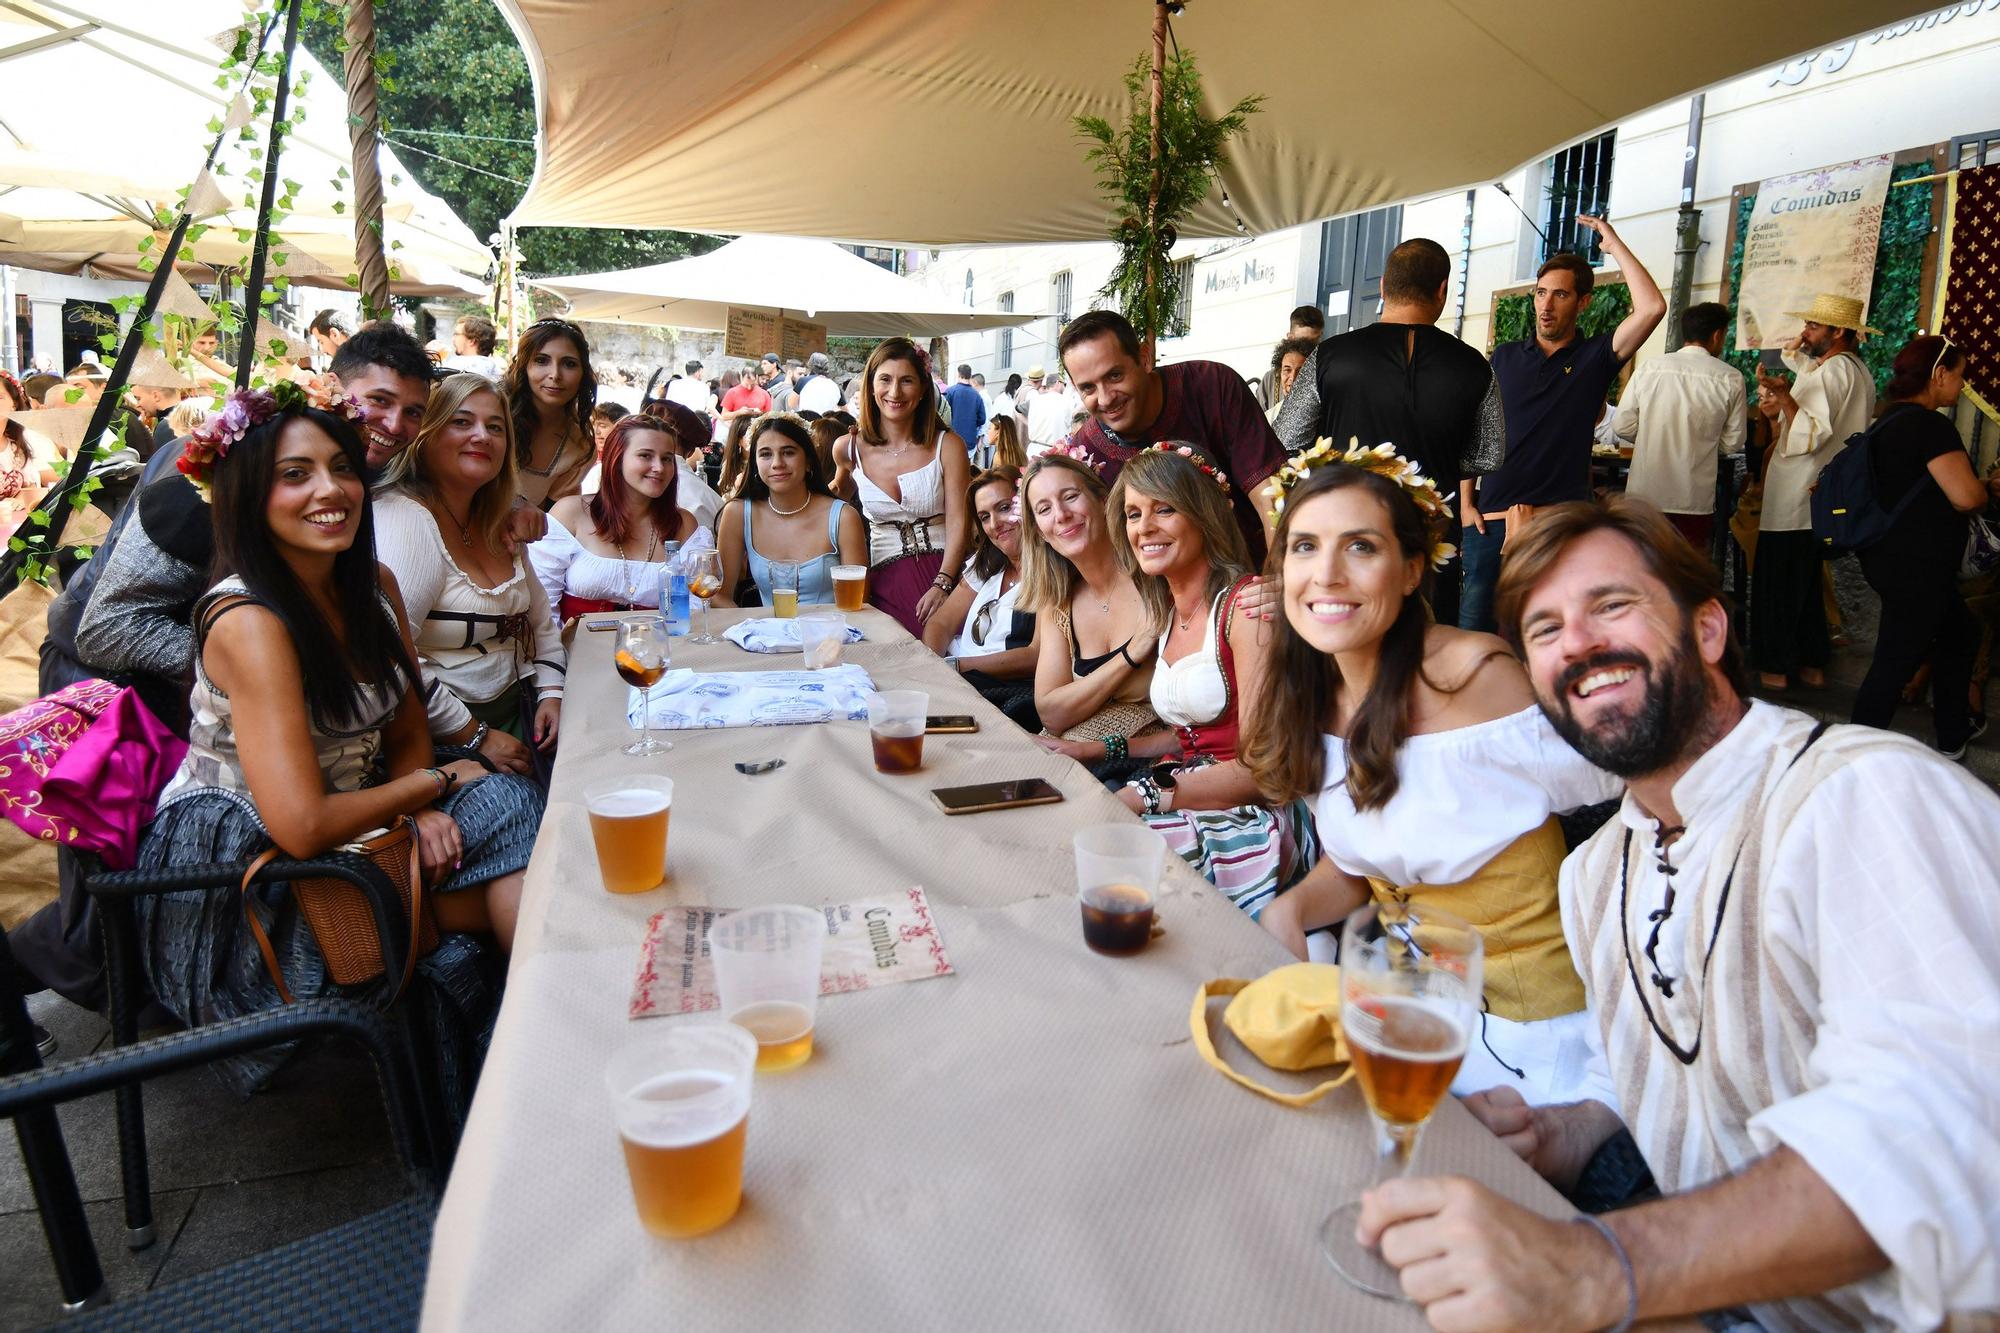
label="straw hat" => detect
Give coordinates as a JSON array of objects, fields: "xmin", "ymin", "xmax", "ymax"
[
  {"xmin": 1027, "ymin": 365, "xmax": 1046, "ymax": 381},
  {"xmin": 1783, "ymin": 293, "xmax": 1883, "ymax": 338}
]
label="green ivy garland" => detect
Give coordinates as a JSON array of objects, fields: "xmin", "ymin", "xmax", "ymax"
[{"xmin": 1074, "ymin": 49, "xmax": 1260, "ymax": 346}]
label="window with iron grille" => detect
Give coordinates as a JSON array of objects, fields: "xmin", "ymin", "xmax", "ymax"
[
  {"xmin": 1169, "ymin": 258, "xmax": 1195, "ymax": 336},
  {"xmin": 999, "ymin": 290, "xmax": 1014, "ymax": 366},
  {"xmin": 1052, "ymin": 270, "xmax": 1073, "ymax": 326},
  {"xmin": 1951, "ymin": 129, "xmax": 2000, "ymax": 168},
  {"xmin": 1539, "ymin": 132, "xmax": 1616, "ymax": 265}
]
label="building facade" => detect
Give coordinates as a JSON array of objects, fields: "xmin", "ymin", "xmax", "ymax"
[{"xmin": 918, "ymin": 4, "xmax": 2000, "ymax": 409}]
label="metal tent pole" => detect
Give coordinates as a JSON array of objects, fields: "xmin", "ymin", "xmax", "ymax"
[{"xmin": 236, "ymin": 0, "xmax": 306, "ymax": 390}]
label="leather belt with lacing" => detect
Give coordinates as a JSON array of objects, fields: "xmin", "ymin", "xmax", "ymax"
[{"xmin": 881, "ymin": 516, "xmax": 944, "ymax": 560}]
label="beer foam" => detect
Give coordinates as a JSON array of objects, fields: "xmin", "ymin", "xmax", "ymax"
[
  {"xmin": 588, "ymin": 788, "xmax": 672, "ymax": 818},
  {"xmin": 622, "ymin": 1070, "xmax": 746, "ymax": 1146}
]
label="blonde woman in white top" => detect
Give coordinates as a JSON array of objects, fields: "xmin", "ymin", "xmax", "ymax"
[{"xmin": 375, "ymin": 373, "xmax": 565, "ymax": 770}]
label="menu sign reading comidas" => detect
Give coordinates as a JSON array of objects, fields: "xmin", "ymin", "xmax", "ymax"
[{"xmin": 630, "ymin": 887, "xmax": 955, "ymax": 1018}]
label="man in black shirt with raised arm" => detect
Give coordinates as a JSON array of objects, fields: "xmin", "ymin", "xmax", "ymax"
[{"xmin": 1274, "ymin": 238, "xmax": 1506, "ymax": 626}]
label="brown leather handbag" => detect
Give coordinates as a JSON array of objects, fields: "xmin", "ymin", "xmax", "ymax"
[{"xmin": 242, "ymin": 815, "xmax": 437, "ymax": 1003}]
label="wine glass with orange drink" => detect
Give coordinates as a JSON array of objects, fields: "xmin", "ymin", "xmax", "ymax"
[
  {"xmin": 616, "ymin": 615, "xmax": 672, "ymax": 755},
  {"xmin": 686, "ymin": 549, "xmax": 724, "ymax": 645}
]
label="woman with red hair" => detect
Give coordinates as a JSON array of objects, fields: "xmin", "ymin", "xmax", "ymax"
[{"xmin": 532, "ymin": 413, "xmax": 712, "ymax": 630}]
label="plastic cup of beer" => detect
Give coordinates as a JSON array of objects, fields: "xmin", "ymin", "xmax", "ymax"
[
  {"xmin": 586, "ymin": 775, "xmax": 674, "ymax": 894},
  {"xmin": 769, "ymin": 561, "xmax": 800, "ymax": 619},
  {"xmin": 831, "ymin": 564, "xmax": 867, "ymax": 612},
  {"xmin": 606, "ymin": 1023, "xmax": 756, "ymax": 1238},
  {"xmin": 1074, "ymin": 824, "xmax": 1167, "ymax": 956},
  {"xmin": 797, "ymin": 610, "xmax": 847, "ymax": 670},
  {"xmin": 865, "ymin": 689, "xmax": 928, "ymax": 773},
  {"xmin": 708, "ymin": 905, "xmax": 825, "ymax": 1072}
]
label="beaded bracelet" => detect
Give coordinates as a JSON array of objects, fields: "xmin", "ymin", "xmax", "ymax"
[
  {"xmin": 1573, "ymin": 1214, "xmax": 1637, "ymax": 1333},
  {"xmin": 1103, "ymin": 733, "xmax": 1128, "ymax": 763},
  {"xmin": 421, "ymin": 767, "xmax": 450, "ymax": 801}
]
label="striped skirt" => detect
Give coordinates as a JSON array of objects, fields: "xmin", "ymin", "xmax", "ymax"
[{"xmin": 1145, "ymin": 797, "xmax": 1321, "ymax": 921}]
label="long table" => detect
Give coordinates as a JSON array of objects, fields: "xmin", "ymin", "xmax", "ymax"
[{"xmin": 421, "ymin": 607, "xmax": 1571, "ymax": 1329}]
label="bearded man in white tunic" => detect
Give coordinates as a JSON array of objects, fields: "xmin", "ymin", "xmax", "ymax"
[{"xmin": 1355, "ymin": 495, "xmax": 2000, "ymax": 1332}]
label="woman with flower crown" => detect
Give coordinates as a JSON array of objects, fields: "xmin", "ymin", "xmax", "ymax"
[
  {"xmin": 1240, "ymin": 440, "xmax": 1624, "ymax": 1107},
  {"xmin": 134, "ymin": 383, "xmax": 543, "ymax": 1095},
  {"xmin": 1104, "ymin": 445, "xmax": 1320, "ymax": 917}
]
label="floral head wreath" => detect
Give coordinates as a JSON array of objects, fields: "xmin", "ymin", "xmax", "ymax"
[
  {"xmin": 1271, "ymin": 437, "xmax": 1458, "ymax": 571},
  {"xmin": 1137, "ymin": 441, "xmax": 1231, "ymax": 496},
  {"xmin": 178, "ymin": 374, "xmax": 358, "ymax": 501}
]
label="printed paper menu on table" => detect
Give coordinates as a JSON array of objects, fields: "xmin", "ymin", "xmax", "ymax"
[{"xmin": 631, "ymin": 887, "xmax": 955, "ymax": 1019}]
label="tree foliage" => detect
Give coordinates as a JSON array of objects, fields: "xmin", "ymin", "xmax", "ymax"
[{"xmin": 300, "ymin": 0, "xmax": 715, "ymax": 277}]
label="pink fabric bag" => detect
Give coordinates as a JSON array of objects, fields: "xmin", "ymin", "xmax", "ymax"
[{"xmin": 0, "ymin": 679, "xmax": 186, "ymax": 870}]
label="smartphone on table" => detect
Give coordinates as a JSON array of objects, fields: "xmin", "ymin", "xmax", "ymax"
[
  {"xmin": 926, "ymin": 715, "xmax": 979, "ymax": 734},
  {"xmin": 930, "ymin": 778, "xmax": 1063, "ymax": 815}
]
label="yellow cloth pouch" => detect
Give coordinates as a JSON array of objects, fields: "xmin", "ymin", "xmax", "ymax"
[{"xmin": 1189, "ymin": 963, "xmax": 1354, "ymax": 1106}]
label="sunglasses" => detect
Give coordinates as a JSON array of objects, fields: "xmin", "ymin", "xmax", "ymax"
[{"xmin": 1932, "ymin": 335, "xmax": 1956, "ymax": 378}]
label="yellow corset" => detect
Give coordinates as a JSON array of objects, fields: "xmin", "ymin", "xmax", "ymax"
[{"xmin": 1366, "ymin": 816, "xmax": 1585, "ymax": 1024}]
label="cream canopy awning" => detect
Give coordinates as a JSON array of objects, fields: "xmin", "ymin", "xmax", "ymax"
[
  {"xmin": 497, "ymin": 0, "xmax": 1928, "ymax": 244},
  {"xmin": 0, "ymin": 0, "xmax": 488, "ymax": 295},
  {"xmin": 536, "ymin": 235, "xmax": 1046, "ymax": 337}
]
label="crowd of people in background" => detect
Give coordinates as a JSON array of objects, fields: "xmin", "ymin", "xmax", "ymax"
[{"xmin": 8, "ymin": 209, "xmax": 2000, "ymax": 1325}]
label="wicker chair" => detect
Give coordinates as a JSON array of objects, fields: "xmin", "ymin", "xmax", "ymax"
[{"xmin": 2, "ymin": 920, "xmax": 443, "ymax": 1325}]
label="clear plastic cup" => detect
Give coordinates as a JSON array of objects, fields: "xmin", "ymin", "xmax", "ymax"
[
  {"xmin": 708, "ymin": 905, "xmax": 826, "ymax": 1072},
  {"xmin": 865, "ymin": 689, "xmax": 928, "ymax": 773},
  {"xmin": 585, "ymin": 775, "xmax": 674, "ymax": 894},
  {"xmin": 797, "ymin": 610, "xmax": 847, "ymax": 670},
  {"xmin": 605, "ymin": 1023, "xmax": 757, "ymax": 1237},
  {"xmin": 831, "ymin": 564, "xmax": 867, "ymax": 612},
  {"xmin": 769, "ymin": 561, "xmax": 800, "ymax": 619},
  {"xmin": 1073, "ymin": 824, "xmax": 1167, "ymax": 956}
]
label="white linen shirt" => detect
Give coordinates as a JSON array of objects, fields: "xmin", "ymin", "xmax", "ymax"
[
  {"xmin": 1761, "ymin": 349, "xmax": 1874, "ymax": 532},
  {"xmin": 664, "ymin": 377, "xmax": 714, "ymax": 414},
  {"xmin": 1613, "ymin": 345, "xmax": 1747, "ymax": 514},
  {"xmin": 1560, "ymin": 702, "xmax": 2000, "ymax": 1329}
]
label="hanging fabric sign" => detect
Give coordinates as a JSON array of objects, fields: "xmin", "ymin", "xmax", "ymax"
[{"xmin": 1734, "ymin": 154, "xmax": 1892, "ymax": 350}]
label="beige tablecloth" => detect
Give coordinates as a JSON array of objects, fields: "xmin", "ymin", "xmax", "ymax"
[{"xmin": 421, "ymin": 607, "xmax": 1570, "ymax": 1330}]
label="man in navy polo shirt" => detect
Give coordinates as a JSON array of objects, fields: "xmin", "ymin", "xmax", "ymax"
[{"xmin": 1458, "ymin": 215, "xmax": 1665, "ymax": 630}]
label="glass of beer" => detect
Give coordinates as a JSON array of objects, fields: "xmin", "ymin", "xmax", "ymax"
[
  {"xmin": 832, "ymin": 563, "xmax": 867, "ymax": 612},
  {"xmin": 797, "ymin": 610, "xmax": 847, "ymax": 670},
  {"xmin": 606, "ymin": 1023, "xmax": 757, "ymax": 1238},
  {"xmin": 585, "ymin": 775, "xmax": 673, "ymax": 894},
  {"xmin": 1073, "ymin": 824, "xmax": 1167, "ymax": 956},
  {"xmin": 1319, "ymin": 901, "xmax": 1484, "ymax": 1299},
  {"xmin": 707, "ymin": 905, "xmax": 825, "ymax": 1072},
  {"xmin": 616, "ymin": 615, "xmax": 672, "ymax": 755},
  {"xmin": 768, "ymin": 560, "xmax": 800, "ymax": 619},
  {"xmin": 865, "ymin": 690, "xmax": 927, "ymax": 773},
  {"xmin": 686, "ymin": 549, "xmax": 724, "ymax": 645}
]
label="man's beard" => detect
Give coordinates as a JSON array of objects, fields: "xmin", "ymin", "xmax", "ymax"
[{"xmin": 1541, "ymin": 634, "xmax": 1710, "ymax": 778}]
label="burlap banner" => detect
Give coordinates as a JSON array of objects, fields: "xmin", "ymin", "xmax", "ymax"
[{"xmin": 1734, "ymin": 154, "xmax": 1892, "ymax": 350}]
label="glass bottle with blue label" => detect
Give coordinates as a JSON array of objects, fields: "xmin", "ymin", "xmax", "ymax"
[{"xmin": 661, "ymin": 541, "xmax": 691, "ymax": 635}]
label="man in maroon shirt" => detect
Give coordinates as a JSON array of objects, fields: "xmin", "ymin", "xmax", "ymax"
[{"xmin": 1058, "ymin": 309, "xmax": 1285, "ymax": 568}]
